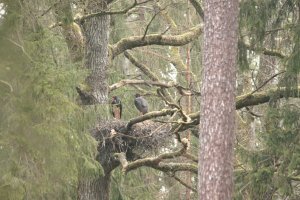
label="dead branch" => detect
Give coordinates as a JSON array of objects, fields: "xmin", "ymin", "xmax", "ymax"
[
  {"xmin": 111, "ymin": 25, "xmax": 203, "ymax": 58},
  {"xmin": 115, "ymin": 140, "xmax": 197, "ymax": 174},
  {"xmin": 250, "ymin": 70, "xmax": 286, "ymax": 95},
  {"xmin": 124, "ymin": 51, "xmax": 175, "ymax": 103}
]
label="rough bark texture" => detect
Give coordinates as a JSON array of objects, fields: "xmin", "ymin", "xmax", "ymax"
[
  {"xmin": 77, "ymin": 1, "xmax": 112, "ymax": 199},
  {"xmin": 54, "ymin": 0, "xmax": 84, "ymax": 62},
  {"xmin": 78, "ymin": 175, "xmax": 111, "ymax": 200},
  {"xmin": 198, "ymin": 0, "xmax": 238, "ymax": 199},
  {"xmin": 83, "ymin": 1, "xmax": 110, "ymax": 104}
]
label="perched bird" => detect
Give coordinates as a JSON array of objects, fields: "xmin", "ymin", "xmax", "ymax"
[
  {"xmin": 111, "ymin": 96, "xmax": 122, "ymax": 119},
  {"xmin": 134, "ymin": 93, "xmax": 148, "ymax": 115}
]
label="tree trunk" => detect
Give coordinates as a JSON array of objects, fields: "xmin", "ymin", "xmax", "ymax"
[
  {"xmin": 77, "ymin": 1, "xmax": 113, "ymax": 199},
  {"xmin": 78, "ymin": 174, "xmax": 111, "ymax": 200},
  {"xmin": 198, "ymin": 0, "xmax": 238, "ymax": 199},
  {"xmin": 83, "ymin": 1, "xmax": 110, "ymax": 104}
]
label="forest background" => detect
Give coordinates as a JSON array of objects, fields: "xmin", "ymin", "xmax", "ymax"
[{"xmin": 0, "ymin": 0, "xmax": 300, "ymax": 200}]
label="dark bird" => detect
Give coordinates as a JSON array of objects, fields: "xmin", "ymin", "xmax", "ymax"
[
  {"xmin": 134, "ymin": 93, "xmax": 148, "ymax": 115},
  {"xmin": 111, "ymin": 96, "xmax": 122, "ymax": 119}
]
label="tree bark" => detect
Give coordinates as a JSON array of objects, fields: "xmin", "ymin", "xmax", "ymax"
[
  {"xmin": 198, "ymin": 0, "xmax": 238, "ymax": 199},
  {"xmin": 78, "ymin": 174, "xmax": 111, "ymax": 200},
  {"xmin": 77, "ymin": 1, "xmax": 113, "ymax": 199},
  {"xmin": 83, "ymin": 1, "xmax": 110, "ymax": 104}
]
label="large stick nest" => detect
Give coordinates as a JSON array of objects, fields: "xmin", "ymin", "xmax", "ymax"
[{"xmin": 91, "ymin": 119, "xmax": 173, "ymax": 170}]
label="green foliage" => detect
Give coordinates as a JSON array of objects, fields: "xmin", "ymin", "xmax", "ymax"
[
  {"xmin": 0, "ymin": 2, "xmax": 102, "ymax": 199},
  {"xmin": 110, "ymin": 168, "xmax": 163, "ymax": 200},
  {"xmin": 235, "ymin": 104, "xmax": 300, "ymax": 199}
]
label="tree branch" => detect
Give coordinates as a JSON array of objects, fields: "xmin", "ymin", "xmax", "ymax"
[
  {"xmin": 236, "ymin": 86, "xmax": 300, "ymax": 109},
  {"xmin": 126, "ymin": 108, "xmax": 178, "ymax": 130},
  {"xmin": 124, "ymin": 51, "xmax": 175, "ymax": 103},
  {"xmin": 115, "ymin": 140, "xmax": 198, "ymax": 174},
  {"xmin": 109, "ymin": 79, "xmax": 199, "ymax": 96},
  {"xmin": 173, "ymin": 175, "xmax": 197, "ymax": 193},
  {"xmin": 241, "ymin": 41, "xmax": 286, "ymax": 59},
  {"xmin": 188, "ymin": 0, "xmax": 204, "ymax": 19},
  {"xmin": 0, "ymin": 80, "xmax": 13, "ymax": 92},
  {"xmin": 250, "ymin": 70, "xmax": 286, "ymax": 95},
  {"xmin": 111, "ymin": 25, "xmax": 203, "ymax": 58},
  {"xmin": 76, "ymin": 0, "xmax": 152, "ymax": 23}
]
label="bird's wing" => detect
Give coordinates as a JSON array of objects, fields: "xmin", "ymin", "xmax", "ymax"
[
  {"xmin": 140, "ymin": 97, "xmax": 148, "ymax": 108},
  {"xmin": 134, "ymin": 98, "xmax": 140, "ymax": 108}
]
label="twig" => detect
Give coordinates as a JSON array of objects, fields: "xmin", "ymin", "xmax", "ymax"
[
  {"xmin": 0, "ymin": 80, "xmax": 13, "ymax": 92},
  {"xmin": 40, "ymin": 1, "xmax": 59, "ymax": 17},
  {"xmin": 245, "ymin": 107, "xmax": 263, "ymax": 117},
  {"xmin": 7, "ymin": 38, "xmax": 33, "ymax": 62},
  {"xmin": 77, "ymin": 0, "xmax": 153, "ymax": 23},
  {"xmin": 142, "ymin": 6, "xmax": 166, "ymax": 40},
  {"xmin": 250, "ymin": 70, "xmax": 286, "ymax": 95},
  {"xmin": 173, "ymin": 174, "xmax": 197, "ymax": 193}
]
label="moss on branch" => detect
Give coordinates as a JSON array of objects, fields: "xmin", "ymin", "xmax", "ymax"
[{"xmin": 110, "ymin": 25, "xmax": 203, "ymax": 58}]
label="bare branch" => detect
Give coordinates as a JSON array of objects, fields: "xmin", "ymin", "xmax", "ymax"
[
  {"xmin": 111, "ymin": 25, "xmax": 203, "ymax": 58},
  {"xmin": 126, "ymin": 108, "xmax": 178, "ymax": 130},
  {"xmin": 236, "ymin": 86, "xmax": 300, "ymax": 109},
  {"xmin": 188, "ymin": 0, "xmax": 204, "ymax": 19},
  {"xmin": 250, "ymin": 71, "xmax": 286, "ymax": 95},
  {"xmin": 241, "ymin": 41, "xmax": 286, "ymax": 59},
  {"xmin": 173, "ymin": 175, "xmax": 197, "ymax": 193},
  {"xmin": 0, "ymin": 80, "xmax": 13, "ymax": 92},
  {"xmin": 142, "ymin": 6, "xmax": 163, "ymax": 40},
  {"xmin": 76, "ymin": 0, "xmax": 152, "ymax": 23},
  {"xmin": 124, "ymin": 51, "xmax": 175, "ymax": 102},
  {"xmin": 109, "ymin": 79, "xmax": 199, "ymax": 96},
  {"xmin": 115, "ymin": 140, "xmax": 198, "ymax": 174}
]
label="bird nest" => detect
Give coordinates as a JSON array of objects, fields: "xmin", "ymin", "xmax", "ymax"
[{"xmin": 91, "ymin": 119, "xmax": 173, "ymax": 164}]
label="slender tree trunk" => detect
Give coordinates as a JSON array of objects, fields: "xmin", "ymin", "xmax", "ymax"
[{"xmin": 198, "ymin": 0, "xmax": 238, "ymax": 199}]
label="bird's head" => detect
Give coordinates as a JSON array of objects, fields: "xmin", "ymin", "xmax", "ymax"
[{"xmin": 135, "ymin": 93, "xmax": 141, "ymax": 98}]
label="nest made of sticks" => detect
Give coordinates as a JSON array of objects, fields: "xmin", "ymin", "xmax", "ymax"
[{"xmin": 91, "ymin": 119, "xmax": 173, "ymax": 163}]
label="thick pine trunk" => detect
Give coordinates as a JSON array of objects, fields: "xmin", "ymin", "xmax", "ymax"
[{"xmin": 198, "ymin": 0, "xmax": 238, "ymax": 199}]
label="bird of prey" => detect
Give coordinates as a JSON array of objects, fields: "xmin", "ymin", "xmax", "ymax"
[
  {"xmin": 134, "ymin": 93, "xmax": 148, "ymax": 115},
  {"xmin": 111, "ymin": 96, "xmax": 122, "ymax": 119}
]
